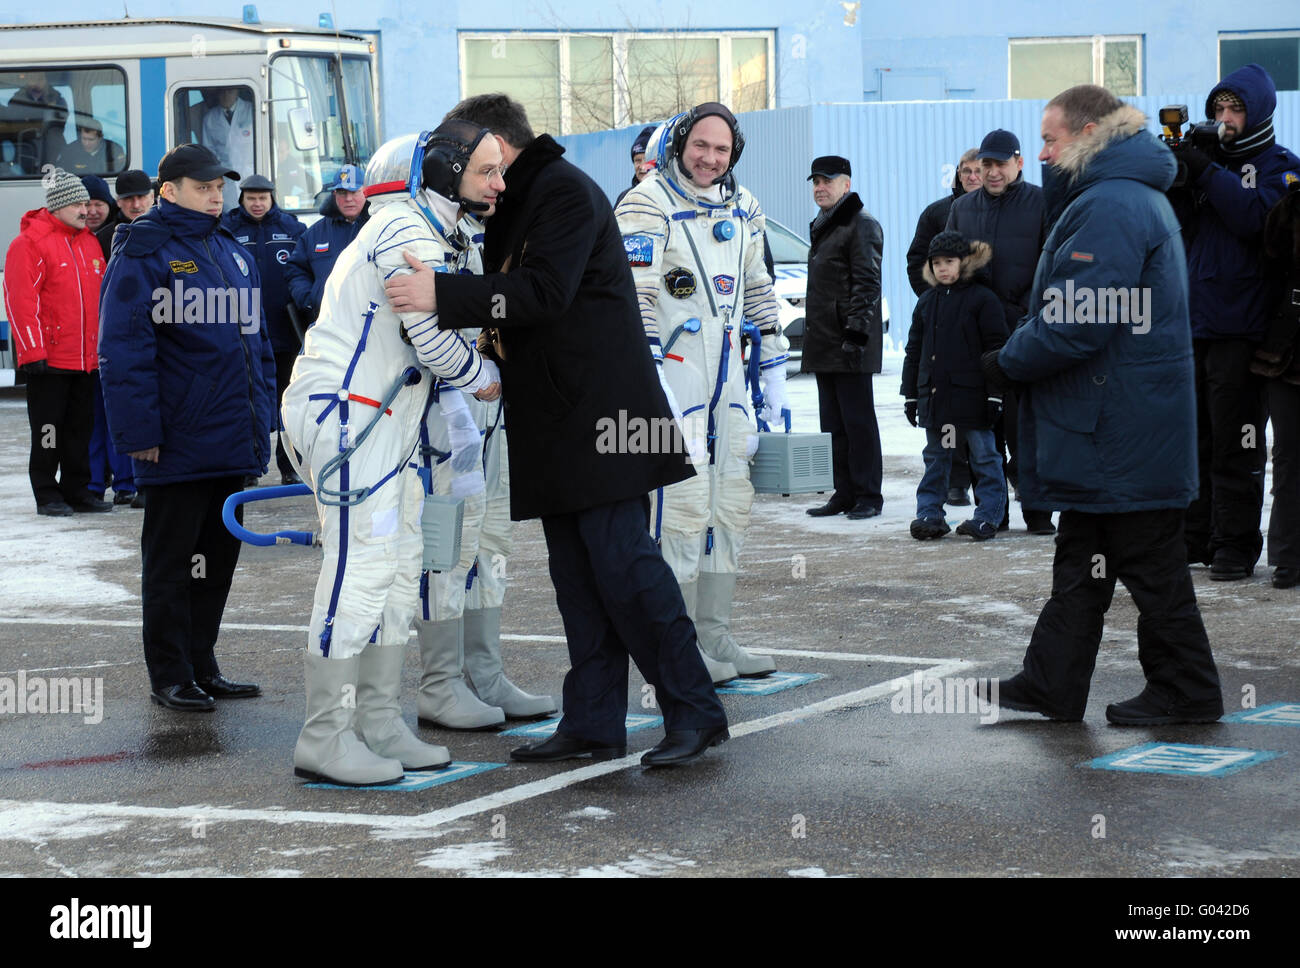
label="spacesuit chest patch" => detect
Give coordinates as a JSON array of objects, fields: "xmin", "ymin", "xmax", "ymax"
[
  {"xmin": 713, "ymin": 274, "xmax": 735, "ymax": 295},
  {"xmin": 624, "ymin": 234, "xmax": 655, "ymax": 267},
  {"xmin": 664, "ymin": 266, "xmax": 697, "ymax": 298}
]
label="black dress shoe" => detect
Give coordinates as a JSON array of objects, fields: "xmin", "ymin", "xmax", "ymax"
[
  {"xmin": 641, "ymin": 725, "xmax": 729, "ymax": 767},
  {"xmin": 946, "ymin": 486, "xmax": 971, "ymax": 506},
  {"xmin": 845, "ymin": 500, "xmax": 882, "ymax": 520},
  {"xmin": 67, "ymin": 496, "xmax": 113, "ymax": 513},
  {"xmin": 243, "ymin": 475, "xmax": 260, "ymax": 488},
  {"xmin": 1105, "ymin": 687, "xmax": 1223, "ymax": 726},
  {"xmin": 1209, "ymin": 551, "xmax": 1252, "ymax": 582},
  {"xmin": 510, "ymin": 731, "xmax": 626, "ymax": 762},
  {"xmin": 113, "ymin": 490, "xmax": 137, "ymax": 506},
  {"xmin": 281, "ymin": 471, "xmax": 303, "ymax": 486},
  {"xmin": 975, "ymin": 674, "xmax": 1080, "ymax": 722},
  {"xmin": 197, "ymin": 674, "xmax": 261, "ymax": 698},
  {"xmin": 1273, "ymin": 566, "xmax": 1299, "ymax": 589},
  {"xmin": 37, "ymin": 501, "xmax": 76, "ymax": 517},
  {"xmin": 806, "ymin": 498, "xmax": 852, "ymax": 517},
  {"xmin": 151, "ymin": 682, "xmax": 216, "ymax": 711},
  {"xmin": 131, "ymin": 492, "xmax": 146, "ymax": 509},
  {"xmin": 1023, "ymin": 510, "xmax": 1056, "ymax": 535}
]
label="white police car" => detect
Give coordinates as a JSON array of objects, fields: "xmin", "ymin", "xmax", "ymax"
[{"xmin": 766, "ymin": 218, "xmax": 888, "ymax": 375}]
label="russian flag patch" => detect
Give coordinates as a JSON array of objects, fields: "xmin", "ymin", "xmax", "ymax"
[{"xmin": 315, "ymin": 242, "xmax": 330, "ymax": 253}]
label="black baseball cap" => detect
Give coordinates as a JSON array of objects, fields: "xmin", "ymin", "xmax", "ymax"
[
  {"xmin": 807, "ymin": 155, "xmax": 851, "ymax": 179},
  {"xmin": 976, "ymin": 129, "xmax": 1021, "ymax": 161},
  {"xmin": 113, "ymin": 169, "xmax": 154, "ymax": 198},
  {"xmin": 157, "ymin": 144, "xmax": 240, "ymax": 183}
]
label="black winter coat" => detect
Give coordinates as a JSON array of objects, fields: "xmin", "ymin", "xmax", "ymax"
[
  {"xmin": 901, "ymin": 242, "xmax": 1008, "ymax": 431},
  {"xmin": 800, "ymin": 193, "xmax": 884, "ymax": 375},
  {"xmin": 221, "ymin": 203, "xmax": 307, "ymax": 353},
  {"xmin": 434, "ymin": 135, "xmax": 694, "ymax": 521},
  {"xmin": 945, "ymin": 175, "xmax": 1047, "ymax": 332},
  {"xmin": 906, "ymin": 173, "xmax": 966, "ymax": 297}
]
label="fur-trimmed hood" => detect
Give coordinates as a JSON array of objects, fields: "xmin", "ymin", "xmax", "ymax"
[
  {"xmin": 1048, "ymin": 104, "xmax": 1176, "ymax": 206},
  {"xmin": 921, "ymin": 239, "xmax": 992, "ymax": 288}
]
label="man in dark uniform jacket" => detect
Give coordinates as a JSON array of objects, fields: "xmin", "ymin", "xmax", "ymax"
[{"xmin": 384, "ymin": 94, "xmax": 729, "ymax": 768}]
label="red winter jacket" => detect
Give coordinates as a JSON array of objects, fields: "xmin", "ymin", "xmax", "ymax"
[{"xmin": 3, "ymin": 207, "xmax": 104, "ymax": 371}]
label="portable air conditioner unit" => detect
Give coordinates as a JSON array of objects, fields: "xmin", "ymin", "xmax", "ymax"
[
  {"xmin": 421, "ymin": 495, "xmax": 465, "ymax": 573},
  {"xmin": 750, "ymin": 432, "xmax": 834, "ymax": 495}
]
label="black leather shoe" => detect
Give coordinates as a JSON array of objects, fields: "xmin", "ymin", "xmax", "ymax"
[
  {"xmin": 806, "ymin": 498, "xmax": 852, "ymax": 517},
  {"xmin": 151, "ymin": 682, "xmax": 216, "ymax": 711},
  {"xmin": 37, "ymin": 501, "xmax": 75, "ymax": 517},
  {"xmin": 197, "ymin": 674, "xmax": 261, "ymax": 698},
  {"xmin": 112, "ymin": 490, "xmax": 137, "ymax": 506},
  {"xmin": 1209, "ymin": 552, "xmax": 1252, "ymax": 582},
  {"xmin": 641, "ymin": 725, "xmax": 729, "ymax": 767},
  {"xmin": 975, "ymin": 674, "xmax": 1080, "ymax": 722},
  {"xmin": 845, "ymin": 500, "xmax": 882, "ymax": 520},
  {"xmin": 131, "ymin": 492, "xmax": 146, "ymax": 509},
  {"xmin": 510, "ymin": 731, "xmax": 626, "ymax": 762},
  {"xmin": 68, "ymin": 496, "xmax": 113, "ymax": 513},
  {"xmin": 946, "ymin": 486, "xmax": 971, "ymax": 506},
  {"xmin": 281, "ymin": 471, "xmax": 303, "ymax": 486},
  {"xmin": 1023, "ymin": 510, "xmax": 1056, "ymax": 535},
  {"xmin": 1105, "ymin": 687, "xmax": 1222, "ymax": 726},
  {"xmin": 1273, "ymin": 566, "xmax": 1299, "ymax": 589}
]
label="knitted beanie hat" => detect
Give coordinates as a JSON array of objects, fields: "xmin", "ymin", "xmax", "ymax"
[
  {"xmin": 46, "ymin": 168, "xmax": 90, "ymax": 211},
  {"xmin": 928, "ymin": 230, "xmax": 971, "ymax": 261}
]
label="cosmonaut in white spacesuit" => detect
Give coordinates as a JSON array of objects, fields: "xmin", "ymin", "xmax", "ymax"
[
  {"xmin": 414, "ymin": 210, "xmax": 557, "ymax": 730},
  {"xmin": 615, "ymin": 102, "xmax": 788, "ymax": 684},
  {"xmin": 280, "ymin": 121, "xmax": 505, "ymax": 786}
]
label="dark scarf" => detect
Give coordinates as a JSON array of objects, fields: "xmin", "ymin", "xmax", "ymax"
[{"xmin": 1222, "ymin": 115, "xmax": 1276, "ymax": 160}]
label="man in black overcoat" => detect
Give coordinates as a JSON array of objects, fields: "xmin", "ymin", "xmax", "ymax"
[{"xmin": 384, "ymin": 94, "xmax": 729, "ymax": 767}]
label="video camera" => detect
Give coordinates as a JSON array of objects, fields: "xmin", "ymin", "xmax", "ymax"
[{"xmin": 1159, "ymin": 105, "xmax": 1225, "ymax": 188}]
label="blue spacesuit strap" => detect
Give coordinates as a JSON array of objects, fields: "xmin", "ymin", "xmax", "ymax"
[
  {"xmin": 341, "ymin": 301, "xmax": 380, "ymax": 393},
  {"xmin": 706, "ymin": 324, "xmax": 732, "ymax": 465},
  {"xmin": 320, "ymin": 397, "xmax": 352, "ymax": 656}
]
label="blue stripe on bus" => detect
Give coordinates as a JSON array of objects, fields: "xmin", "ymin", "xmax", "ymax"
[{"xmin": 139, "ymin": 57, "xmax": 168, "ymax": 174}]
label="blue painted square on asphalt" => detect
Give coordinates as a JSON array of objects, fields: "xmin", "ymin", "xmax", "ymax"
[
  {"xmin": 1084, "ymin": 743, "xmax": 1283, "ymax": 777},
  {"xmin": 305, "ymin": 761, "xmax": 503, "ymax": 791},
  {"xmin": 717, "ymin": 671, "xmax": 823, "ymax": 695},
  {"xmin": 1222, "ymin": 702, "xmax": 1300, "ymax": 727},
  {"xmin": 501, "ymin": 714, "xmax": 663, "ymax": 738}
]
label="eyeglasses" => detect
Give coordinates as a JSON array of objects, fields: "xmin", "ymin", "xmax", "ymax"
[{"xmin": 473, "ymin": 166, "xmax": 507, "ymax": 179}]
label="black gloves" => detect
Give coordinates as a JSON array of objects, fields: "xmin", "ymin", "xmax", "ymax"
[
  {"xmin": 981, "ymin": 349, "xmax": 1014, "ymax": 394},
  {"xmin": 21, "ymin": 359, "xmax": 50, "ymax": 376},
  {"xmin": 987, "ymin": 396, "xmax": 1003, "ymax": 427},
  {"xmin": 841, "ymin": 339, "xmax": 864, "ymax": 367},
  {"xmin": 904, "ymin": 399, "xmax": 918, "ymax": 427},
  {"xmin": 1172, "ymin": 142, "xmax": 1213, "ymax": 183}
]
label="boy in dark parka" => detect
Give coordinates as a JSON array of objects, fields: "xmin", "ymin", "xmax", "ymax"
[{"xmin": 901, "ymin": 231, "xmax": 1008, "ymax": 540}]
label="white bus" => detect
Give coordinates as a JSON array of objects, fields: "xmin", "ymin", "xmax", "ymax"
[{"xmin": 1, "ymin": 12, "xmax": 383, "ymax": 380}]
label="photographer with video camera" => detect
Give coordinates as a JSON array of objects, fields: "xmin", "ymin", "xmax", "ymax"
[{"xmin": 1168, "ymin": 64, "xmax": 1300, "ymax": 582}]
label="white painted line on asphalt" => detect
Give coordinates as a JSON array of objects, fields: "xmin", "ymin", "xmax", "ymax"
[
  {"xmin": 0, "ymin": 660, "xmax": 970, "ymax": 837},
  {"xmin": 763, "ymin": 648, "xmax": 957, "ymax": 665}
]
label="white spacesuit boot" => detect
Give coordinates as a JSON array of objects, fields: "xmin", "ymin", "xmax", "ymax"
[
  {"xmin": 462, "ymin": 607, "xmax": 557, "ymax": 720},
  {"xmin": 294, "ymin": 653, "xmax": 404, "ymax": 786},
  {"xmin": 681, "ymin": 578, "xmax": 738, "ymax": 685},
  {"xmin": 354, "ymin": 643, "xmax": 451, "ymax": 769},
  {"xmin": 416, "ymin": 618, "xmax": 505, "ymax": 730},
  {"xmin": 696, "ymin": 571, "xmax": 776, "ymax": 677}
]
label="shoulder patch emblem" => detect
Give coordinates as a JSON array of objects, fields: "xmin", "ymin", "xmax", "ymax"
[
  {"xmin": 624, "ymin": 234, "xmax": 655, "ymax": 267},
  {"xmin": 664, "ymin": 266, "xmax": 697, "ymax": 298},
  {"xmin": 1284, "ymin": 171, "xmax": 1299, "ymax": 188},
  {"xmin": 168, "ymin": 259, "xmax": 199, "ymax": 274},
  {"xmin": 314, "ymin": 241, "xmax": 330, "ymax": 252},
  {"xmin": 1069, "ymin": 251, "xmax": 1095, "ymax": 263},
  {"xmin": 232, "ymin": 252, "xmax": 249, "ymax": 277},
  {"xmin": 712, "ymin": 274, "xmax": 735, "ymax": 295}
]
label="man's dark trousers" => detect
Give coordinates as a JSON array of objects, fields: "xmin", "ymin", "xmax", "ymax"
[
  {"xmin": 815, "ymin": 371, "xmax": 883, "ymax": 510},
  {"xmin": 1268, "ymin": 378, "xmax": 1300, "ymax": 570},
  {"xmin": 139, "ymin": 475, "xmax": 244, "ymax": 691},
  {"xmin": 1186, "ymin": 339, "xmax": 1267, "ymax": 566},
  {"xmin": 1019, "ymin": 508, "xmax": 1222, "ymax": 719},
  {"xmin": 540, "ymin": 496, "xmax": 727, "ymax": 747},
  {"xmin": 25, "ymin": 368, "xmax": 94, "ymax": 506}
]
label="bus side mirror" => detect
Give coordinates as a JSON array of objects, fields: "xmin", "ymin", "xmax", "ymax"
[{"xmin": 287, "ymin": 107, "xmax": 318, "ymax": 152}]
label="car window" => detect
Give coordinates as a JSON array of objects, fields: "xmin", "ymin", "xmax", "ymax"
[{"xmin": 766, "ymin": 218, "xmax": 809, "ymax": 264}]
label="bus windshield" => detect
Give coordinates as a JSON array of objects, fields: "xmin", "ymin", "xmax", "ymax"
[{"xmin": 269, "ymin": 53, "xmax": 377, "ymax": 214}]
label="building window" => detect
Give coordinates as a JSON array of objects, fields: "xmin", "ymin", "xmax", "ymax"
[
  {"xmin": 1008, "ymin": 36, "xmax": 1142, "ymax": 99},
  {"xmin": 1221, "ymin": 32, "xmax": 1299, "ymax": 93},
  {"xmin": 460, "ymin": 31, "xmax": 775, "ymax": 135}
]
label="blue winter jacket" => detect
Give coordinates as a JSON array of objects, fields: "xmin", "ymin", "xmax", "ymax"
[
  {"xmin": 1186, "ymin": 64, "xmax": 1300, "ymax": 340},
  {"xmin": 221, "ymin": 202, "xmax": 306, "ymax": 353},
  {"xmin": 98, "ymin": 198, "xmax": 276, "ymax": 485},
  {"xmin": 283, "ymin": 193, "xmax": 369, "ymax": 321},
  {"xmin": 999, "ymin": 106, "xmax": 1197, "ymax": 513}
]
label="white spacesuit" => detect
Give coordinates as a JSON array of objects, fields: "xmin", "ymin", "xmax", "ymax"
[
  {"xmin": 280, "ymin": 125, "xmax": 503, "ymax": 786},
  {"xmin": 414, "ymin": 215, "xmax": 557, "ymax": 729},
  {"xmin": 615, "ymin": 104, "xmax": 787, "ymax": 683}
]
